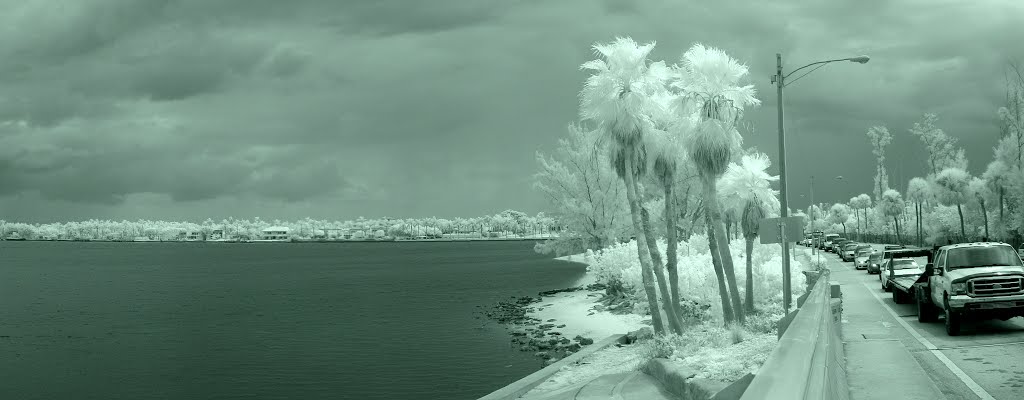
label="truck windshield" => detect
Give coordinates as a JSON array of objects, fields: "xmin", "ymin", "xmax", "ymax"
[
  {"xmin": 892, "ymin": 259, "xmax": 919, "ymax": 269},
  {"xmin": 946, "ymin": 246, "xmax": 1024, "ymax": 269}
]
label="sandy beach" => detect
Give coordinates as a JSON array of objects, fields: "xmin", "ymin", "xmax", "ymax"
[
  {"xmin": 522, "ymin": 289, "xmax": 647, "ymax": 341},
  {"xmin": 485, "ymin": 251, "xmax": 647, "ymax": 367}
]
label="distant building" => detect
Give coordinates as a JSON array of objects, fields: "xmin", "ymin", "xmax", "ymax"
[
  {"xmin": 210, "ymin": 229, "xmax": 225, "ymax": 240},
  {"xmin": 184, "ymin": 231, "xmax": 206, "ymax": 241},
  {"xmin": 261, "ymin": 226, "xmax": 290, "ymax": 240}
]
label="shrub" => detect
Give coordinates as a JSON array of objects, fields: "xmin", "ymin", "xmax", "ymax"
[{"xmin": 585, "ymin": 237, "xmax": 807, "ymax": 322}]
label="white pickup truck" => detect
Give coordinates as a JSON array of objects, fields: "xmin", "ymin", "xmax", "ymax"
[{"xmin": 887, "ymin": 242, "xmax": 1024, "ymax": 336}]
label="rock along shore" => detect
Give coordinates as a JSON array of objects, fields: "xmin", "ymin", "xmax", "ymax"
[{"xmin": 482, "ymin": 283, "xmax": 650, "ymax": 365}]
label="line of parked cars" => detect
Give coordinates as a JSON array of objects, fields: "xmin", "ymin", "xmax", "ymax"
[
  {"xmin": 800, "ymin": 232, "xmax": 1024, "ymax": 336},
  {"xmin": 799, "ymin": 233, "xmax": 919, "ymax": 277}
]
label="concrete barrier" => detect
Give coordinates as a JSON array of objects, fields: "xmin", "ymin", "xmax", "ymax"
[
  {"xmin": 477, "ymin": 333, "xmax": 629, "ymax": 400},
  {"xmin": 739, "ymin": 268, "xmax": 849, "ymax": 400}
]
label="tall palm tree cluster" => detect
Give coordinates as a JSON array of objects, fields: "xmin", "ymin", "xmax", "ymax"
[
  {"xmin": 576, "ymin": 37, "xmax": 778, "ymax": 334},
  {"xmin": 812, "ymin": 106, "xmax": 1024, "ymax": 246}
]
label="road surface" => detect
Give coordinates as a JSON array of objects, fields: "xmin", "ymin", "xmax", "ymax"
[{"xmin": 811, "ymin": 243, "xmax": 1024, "ymax": 400}]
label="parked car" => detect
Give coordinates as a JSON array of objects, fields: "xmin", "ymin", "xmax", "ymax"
[
  {"xmin": 827, "ymin": 237, "xmax": 846, "ymax": 253},
  {"xmin": 884, "ymin": 244, "xmax": 904, "ymax": 251},
  {"xmin": 857, "ymin": 249, "xmax": 880, "ymax": 270},
  {"xmin": 887, "ymin": 243, "xmax": 1024, "ymax": 336},
  {"xmin": 831, "ymin": 238, "xmax": 849, "ymax": 254},
  {"xmin": 880, "ymin": 257, "xmax": 923, "ymax": 291},
  {"xmin": 870, "ymin": 249, "xmax": 900, "ymax": 274},
  {"xmin": 840, "ymin": 242, "xmax": 860, "ymax": 261},
  {"xmin": 821, "ymin": 234, "xmax": 838, "ymax": 250}
]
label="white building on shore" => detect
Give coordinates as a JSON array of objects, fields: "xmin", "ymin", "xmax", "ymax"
[{"xmin": 261, "ymin": 226, "xmax": 291, "ymax": 240}]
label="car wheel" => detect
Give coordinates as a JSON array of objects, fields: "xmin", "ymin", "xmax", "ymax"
[
  {"xmin": 944, "ymin": 297, "xmax": 961, "ymax": 336},
  {"xmin": 918, "ymin": 291, "xmax": 937, "ymax": 322},
  {"xmin": 882, "ymin": 279, "xmax": 891, "ymax": 292},
  {"xmin": 892, "ymin": 288, "xmax": 903, "ymax": 304}
]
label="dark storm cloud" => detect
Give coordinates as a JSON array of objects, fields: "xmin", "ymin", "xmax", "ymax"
[{"xmin": 0, "ymin": 0, "xmax": 1022, "ymax": 222}]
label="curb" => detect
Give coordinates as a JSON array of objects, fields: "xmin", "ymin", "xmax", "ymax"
[
  {"xmin": 641, "ymin": 358, "xmax": 754, "ymax": 400},
  {"xmin": 478, "ymin": 333, "xmax": 629, "ymax": 400}
]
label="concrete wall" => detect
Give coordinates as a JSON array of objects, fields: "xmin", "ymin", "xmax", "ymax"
[{"xmin": 477, "ymin": 334, "xmax": 628, "ymax": 400}]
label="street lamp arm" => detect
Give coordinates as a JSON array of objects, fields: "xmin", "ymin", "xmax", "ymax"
[{"xmin": 782, "ymin": 58, "xmax": 858, "ymax": 80}]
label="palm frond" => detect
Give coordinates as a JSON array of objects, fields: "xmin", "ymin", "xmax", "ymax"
[
  {"xmin": 717, "ymin": 151, "xmax": 781, "ymax": 219},
  {"xmin": 578, "ymin": 36, "xmax": 670, "ymax": 175},
  {"xmin": 672, "ymin": 43, "xmax": 761, "ymax": 123},
  {"xmin": 684, "ymin": 119, "xmax": 742, "ymax": 177}
]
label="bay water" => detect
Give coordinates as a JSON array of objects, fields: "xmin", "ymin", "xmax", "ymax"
[{"xmin": 0, "ymin": 240, "xmax": 586, "ymax": 399}]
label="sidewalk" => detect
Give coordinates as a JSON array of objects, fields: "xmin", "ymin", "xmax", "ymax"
[
  {"xmin": 815, "ymin": 248, "xmax": 947, "ymax": 399},
  {"xmin": 518, "ymin": 371, "xmax": 677, "ymax": 400}
]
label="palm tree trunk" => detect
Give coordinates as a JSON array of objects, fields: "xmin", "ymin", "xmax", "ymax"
[
  {"xmin": 725, "ymin": 215, "xmax": 732, "ymax": 243},
  {"xmin": 893, "ymin": 216, "xmax": 901, "ymax": 244},
  {"xmin": 916, "ymin": 203, "xmax": 922, "ymax": 246},
  {"xmin": 640, "ymin": 207, "xmax": 684, "ymax": 335},
  {"xmin": 957, "ymin": 203, "xmax": 966, "ymax": 239},
  {"xmin": 622, "ymin": 155, "xmax": 665, "ymax": 335},
  {"xmin": 842, "ymin": 223, "xmax": 847, "ymax": 237},
  {"xmin": 981, "ymin": 200, "xmax": 989, "ymax": 239},
  {"xmin": 999, "ymin": 187, "xmax": 1005, "ymax": 236},
  {"xmin": 702, "ymin": 174, "xmax": 745, "ymax": 324},
  {"xmin": 664, "ymin": 180, "xmax": 682, "ymax": 308},
  {"xmin": 744, "ymin": 236, "xmax": 755, "ymax": 314},
  {"xmin": 855, "ymin": 209, "xmax": 861, "ymax": 240},
  {"xmin": 705, "ymin": 211, "xmax": 734, "ymax": 325}
]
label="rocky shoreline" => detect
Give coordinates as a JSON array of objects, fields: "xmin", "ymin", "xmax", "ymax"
[{"xmin": 482, "ymin": 283, "xmax": 649, "ymax": 365}]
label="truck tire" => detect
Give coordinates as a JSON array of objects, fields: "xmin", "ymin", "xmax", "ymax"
[
  {"xmin": 917, "ymin": 292, "xmax": 937, "ymax": 322},
  {"xmin": 944, "ymin": 297, "xmax": 961, "ymax": 336}
]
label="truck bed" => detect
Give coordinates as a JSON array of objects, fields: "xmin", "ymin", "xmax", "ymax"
[{"xmin": 890, "ymin": 275, "xmax": 922, "ymax": 293}]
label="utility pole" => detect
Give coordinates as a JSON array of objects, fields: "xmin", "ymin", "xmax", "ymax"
[
  {"xmin": 810, "ymin": 175, "xmax": 815, "ymax": 256},
  {"xmin": 774, "ymin": 53, "xmax": 793, "ymax": 312},
  {"xmin": 772, "ymin": 52, "xmax": 869, "ymax": 313}
]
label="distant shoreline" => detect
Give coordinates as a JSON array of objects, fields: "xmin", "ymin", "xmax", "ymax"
[{"xmin": 0, "ymin": 237, "xmax": 553, "ymax": 243}]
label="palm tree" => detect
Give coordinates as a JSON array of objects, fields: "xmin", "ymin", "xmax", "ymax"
[
  {"xmin": 829, "ymin": 204, "xmax": 852, "ymax": 237},
  {"xmin": 982, "ymin": 160, "xmax": 1009, "ymax": 238},
  {"xmin": 645, "ymin": 92, "xmax": 698, "ymax": 331},
  {"xmin": 579, "ymin": 37, "xmax": 673, "ymax": 335},
  {"xmin": 719, "ymin": 152, "xmax": 779, "ymax": 314},
  {"xmin": 850, "ymin": 194, "xmax": 872, "ymax": 239},
  {"xmin": 672, "ymin": 44, "xmax": 760, "ymax": 324},
  {"xmin": 880, "ymin": 189, "xmax": 906, "ymax": 243},
  {"xmin": 932, "ymin": 167, "xmax": 971, "ymax": 239},
  {"xmin": 906, "ymin": 177, "xmax": 930, "ymax": 246},
  {"xmin": 968, "ymin": 177, "xmax": 992, "ymax": 239}
]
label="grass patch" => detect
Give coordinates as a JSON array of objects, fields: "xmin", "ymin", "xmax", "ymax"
[{"xmin": 633, "ymin": 318, "xmax": 778, "ymax": 382}]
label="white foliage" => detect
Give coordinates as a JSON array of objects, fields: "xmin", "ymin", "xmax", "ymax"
[
  {"xmin": 931, "ymin": 167, "xmax": 971, "ymax": 206},
  {"xmin": 585, "ymin": 237, "xmax": 806, "ymax": 321},
  {"xmin": 718, "ymin": 152, "xmax": 781, "ymax": 224},
  {"xmin": 879, "ymin": 189, "xmax": 905, "ymax": 217}
]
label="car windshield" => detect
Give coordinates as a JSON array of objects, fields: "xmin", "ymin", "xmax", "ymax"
[
  {"xmin": 892, "ymin": 259, "xmax": 919, "ymax": 269},
  {"xmin": 868, "ymin": 253, "xmax": 882, "ymax": 260},
  {"xmin": 856, "ymin": 250, "xmax": 872, "ymax": 257},
  {"xmin": 946, "ymin": 246, "xmax": 1024, "ymax": 269}
]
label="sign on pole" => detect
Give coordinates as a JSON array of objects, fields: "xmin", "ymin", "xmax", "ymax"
[{"xmin": 758, "ymin": 216, "xmax": 806, "ymax": 244}]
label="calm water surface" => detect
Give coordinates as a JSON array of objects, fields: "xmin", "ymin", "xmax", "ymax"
[{"xmin": 0, "ymin": 240, "xmax": 586, "ymax": 400}]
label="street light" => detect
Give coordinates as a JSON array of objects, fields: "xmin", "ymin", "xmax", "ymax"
[{"xmin": 772, "ymin": 53, "xmax": 869, "ymax": 312}]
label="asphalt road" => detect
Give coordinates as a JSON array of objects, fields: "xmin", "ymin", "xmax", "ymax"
[{"xmin": 810, "ymin": 243, "xmax": 1024, "ymax": 400}]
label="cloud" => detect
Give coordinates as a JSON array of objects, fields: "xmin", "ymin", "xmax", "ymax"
[{"xmin": 0, "ymin": 0, "xmax": 1022, "ymax": 222}]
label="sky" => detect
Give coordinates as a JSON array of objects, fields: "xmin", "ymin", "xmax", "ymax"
[{"xmin": 1, "ymin": 0, "xmax": 1022, "ymax": 223}]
